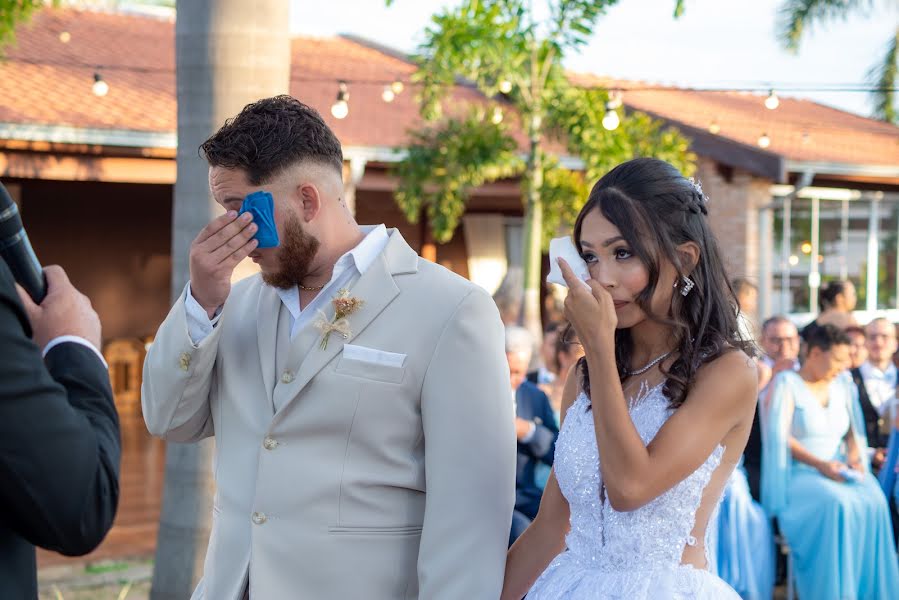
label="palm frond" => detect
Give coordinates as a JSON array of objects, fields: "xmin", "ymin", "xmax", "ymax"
[
  {"xmin": 777, "ymin": 0, "xmax": 873, "ymax": 51},
  {"xmin": 865, "ymin": 27, "xmax": 899, "ymax": 123}
]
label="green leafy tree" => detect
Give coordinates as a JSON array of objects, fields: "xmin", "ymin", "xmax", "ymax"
[
  {"xmin": 389, "ymin": 0, "xmax": 694, "ymax": 336},
  {"xmin": 778, "ymin": 0, "xmax": 898, "ymax": 123},
  {"xmin": 0, "ymin": 1, "xmax": 49, "ymax": 50}
]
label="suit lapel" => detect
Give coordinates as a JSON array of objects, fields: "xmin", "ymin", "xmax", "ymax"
[
  {"xmin": 271, "ymin": 230, "xmax": 418, "ymax": 414},
  {"xmin": 256, "ymin": 281, "xmax": 281, "ymax": 411}
]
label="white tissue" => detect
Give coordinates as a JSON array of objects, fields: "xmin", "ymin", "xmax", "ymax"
[{"xmin": 546, "ymin": 236, "xmax": 591, "ymax": 289}]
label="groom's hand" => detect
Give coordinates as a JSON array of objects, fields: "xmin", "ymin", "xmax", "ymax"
[{"xmin": 189, "ymin": 211, "xmax": 258, "ymax": 318}]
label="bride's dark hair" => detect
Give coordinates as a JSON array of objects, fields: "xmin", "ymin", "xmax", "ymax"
[{"xmin": 573, "ymin": 157, "xmax": 753, "ymax": 408}]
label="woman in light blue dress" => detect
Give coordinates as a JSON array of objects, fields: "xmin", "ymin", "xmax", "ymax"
[
  {"xmin": 713, "ymin": 458, "xmax": 775, "ymax": 600},
  {"xmin": 762, "ymin": 324, "xmax": 899, "ymax": 600}
]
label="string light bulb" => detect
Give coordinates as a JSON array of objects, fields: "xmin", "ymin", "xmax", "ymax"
[
  {"xmin": 764, "ymin": 89, "xmax": 780, "ymax": 110},
  {"xmin": 331, "ymin": 81, "xmax": 349, "ymax": 119},
  {"xmin": 381, "ymin": 85, "xmax": 395, "ymax": 103},
  {"xmin": 499, "ymin": 79, "xmax": 513, "ymax": 94},
  {"xmin": 491, "ymin": 106, "xmax": 504, "ymax": 124},
  {"xmin": 92, "ymin": 72, "xmax": 109, "ymax": 97},
  {"xmin": 602, "ymin": 104, "xmax": 620, "ymax": 131},
  {"xmin": 757, "ymin": 132, "xmax": 770, "ymax": 148},
  {"xmin": 708, "ymin": 120, "xmax": 720, "ymax": 134},
  {"xmin": 391, "ymin": 80, "xmax": 404, "ymax": 94}
]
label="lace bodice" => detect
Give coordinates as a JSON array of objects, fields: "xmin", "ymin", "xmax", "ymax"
[{"xmin": 554, "ymin": 383, "xmax": 724, "ymax": 572}]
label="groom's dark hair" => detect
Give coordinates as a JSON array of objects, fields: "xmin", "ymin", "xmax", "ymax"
[{"xmin": 200, "ymin": 95, "xmax": 344, "ymax": 185}]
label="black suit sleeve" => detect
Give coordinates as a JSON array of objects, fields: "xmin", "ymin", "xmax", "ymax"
[{"xmin": 0, "ymin": 262, "xmax": 120, "ymax": 556}]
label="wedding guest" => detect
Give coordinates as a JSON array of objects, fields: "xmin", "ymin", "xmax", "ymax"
[
  {"xmin": 527, "ymin": 322, "xmax": 561, "ymax": 386},
  {"xmin": 746, "ymin": 316, "xmax": 800, "ymax": 500},
  {"xmin": 859, "ymin": 317, "xmax": 897, "ymax": 454},
  {"xmin": 507, "ymin": 326, "xmax": 558, "ymax": 545},
  {"xmin": 800, "ymin": 280, "xmax": 858, "ymax": 342},
  {"xmin": 732, "ymin": 278, "xmax": 758, "ymax": 342},
  {"xmin": 534, "ymin": 330, "xmax": 584, "ymax": 489},
  {"xmin": 845, "ymin": 325, "xmax": 882, "ymax": 465},
  {"xmin": 762, "ymin": 324, "xmax": 899, "ymax": 600}
]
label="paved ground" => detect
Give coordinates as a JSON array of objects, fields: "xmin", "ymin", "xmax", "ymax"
[{"xmin": 38, "ymin": 558, "xmax": 152, "ymax": 600}]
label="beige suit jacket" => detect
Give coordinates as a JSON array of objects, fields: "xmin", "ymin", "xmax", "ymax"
[{"xmin": 142, "ymin": 229, "xmax": 516, "ymax": 599}]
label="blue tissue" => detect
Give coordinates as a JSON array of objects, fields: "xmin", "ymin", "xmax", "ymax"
[{"xmin": 239, "ymin": 190, "xmax": 280, "ymax": 248}]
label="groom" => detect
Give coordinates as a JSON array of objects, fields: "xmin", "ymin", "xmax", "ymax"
[{"xmin": 142, "ymin": 96, "xmax": 515, "ymax": 599}]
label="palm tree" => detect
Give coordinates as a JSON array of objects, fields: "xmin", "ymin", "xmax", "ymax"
[
  {"xmin": 778, "ymin": 0, "xmax": 898, "ymax": 123},
  {"xmin": 151, "ymin": 1, "xmax": 290, "ymax": 597}
]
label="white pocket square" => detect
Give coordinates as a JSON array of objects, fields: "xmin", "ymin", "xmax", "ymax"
[{"xmin": 342, "ymin": 344, "xmax": 407, "ymax": 368}]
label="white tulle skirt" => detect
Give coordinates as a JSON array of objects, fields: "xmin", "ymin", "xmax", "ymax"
[{"xmin": 528, "ymin": 552, "xmax": 740, "ymax": 599}]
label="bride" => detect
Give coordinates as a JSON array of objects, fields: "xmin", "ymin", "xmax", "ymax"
[{"xmin": 501, "ymin": 158, "xmax": 757, "ymax": 599}]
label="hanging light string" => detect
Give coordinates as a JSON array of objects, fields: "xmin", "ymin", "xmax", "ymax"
[{"xmin": 3, "ymin": 56, "xmax": 896, "ymax": 93}]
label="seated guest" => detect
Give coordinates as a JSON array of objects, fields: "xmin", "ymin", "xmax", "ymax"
[
  {"xmin": 534, "ymin": 329, "xmax": 584, "ymax": 490},
  {"xmin": 860, "ymin": 317, "xmax": 898, "ymax": 456},
  {"xmin": 746, "ymin": 316, "xmax": 800, "ymax": 501},
  {"xmin": 732, "ymin": 277, "xmax": 758, "ymax": 342},
  {"xmin": 506, "ymin": 326, "xmax": 558, "ymax": 545},
  {"xmin": 845, "ymin": 325, "xmax": 882, "ymax": 464},
  {"xmin": 527, "ymin": 321, "xmax": 561, "ymax": 386},
  {"xmin": 712, "ymin": 317, "xmax": 792, "ymax": 598},
  {"xmin": 762, "ymin": 324, "xmax": 899, "ymax": 600},
  {"xmin": 714, "ymin": 462, "xmax": 775, "ymax": 600}
]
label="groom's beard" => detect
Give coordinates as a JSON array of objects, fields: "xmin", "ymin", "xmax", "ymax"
[{"xmin": 261, "ymin": 213, "xmax": 321, "ymax": 290}]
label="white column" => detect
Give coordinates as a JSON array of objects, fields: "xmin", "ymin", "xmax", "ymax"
[
  {"xmin": 809, "ymin": 197, "xmax": 820, "ymax": 312},
  {"xmin": 342, "ymin": 156, "xmax": 366, "ymax": 217},
  {"xmin": 840, "ymin": 198, "xmax": 849, "ymax": 280},
  {"xmin": 758, "ymin": 206, "xmax": 773, "ymax": 321},
  {"xmin": 780, "ymin": 196, "xmax": 792, "ymax": 313},
  {"xmin": 867, "ymin": 197, "xmax": 880, "ymax": 311}
]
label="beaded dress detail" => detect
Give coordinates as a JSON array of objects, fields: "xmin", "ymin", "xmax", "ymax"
[{"xmin": 528, "ymin": 383, "xmax": 739, "ymax": 599}]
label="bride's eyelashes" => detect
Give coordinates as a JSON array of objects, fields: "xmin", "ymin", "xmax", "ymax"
[
  {"xmin": 580, "ymin": 247, "xmax": 633, "ymax": 263},
  {"xmin": 613, "ymin": 247, "xmax": 633, "ymax": 260}
]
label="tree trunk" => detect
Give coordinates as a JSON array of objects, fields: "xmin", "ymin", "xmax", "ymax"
[
  {"xmin": 521, "ymin": 112, "xmax": 544, "ymax": 340},
  {"xmin": 151, "ymin": 2, "xmax": 289, "ymax": 597}
]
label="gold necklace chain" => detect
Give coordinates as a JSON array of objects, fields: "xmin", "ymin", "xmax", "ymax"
[{"xmin": 298, "ymin": 283, "xmax": 325, "ymax": 292}]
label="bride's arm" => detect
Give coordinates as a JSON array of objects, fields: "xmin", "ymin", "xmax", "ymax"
[
  {"xmin": 500, "ymin": 365, "xmax": 576, "ymax": 600},
  {"xmin": 585, "ymin": 344, "xmax": 756, "ymax": 512}
]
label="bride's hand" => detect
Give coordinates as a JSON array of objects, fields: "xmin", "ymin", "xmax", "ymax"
[{"xmin": 558, "ymin": 258, "xmax": 617, "ymax": 352}]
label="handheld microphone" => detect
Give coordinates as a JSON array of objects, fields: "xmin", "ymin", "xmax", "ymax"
[{"xmin": 0, "ymin": 182, "xmax": 46, "ymax": 303}]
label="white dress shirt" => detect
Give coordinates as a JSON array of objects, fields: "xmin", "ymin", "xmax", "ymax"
[
  {"xmin": 185, "ymin": 225, "xmax": 389, "ymax": 345},
  {"xmin": 859, "ymin": 360, "xmax": 898, "ymax": 417}
]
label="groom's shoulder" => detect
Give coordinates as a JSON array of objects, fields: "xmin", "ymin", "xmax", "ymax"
[
  {"xmin": 400, "ymin": 260, "xmax": 501, "ymax": 328},
  {"xmin": 408, "ymin": 258, "xmax": 489, "ymax": 303}
]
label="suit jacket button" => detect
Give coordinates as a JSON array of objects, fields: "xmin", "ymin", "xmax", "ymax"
[
  {"xmin": 251, "ymin": 511, "xmax": 267, "ymax": 525},
  {"xmin": 179, "ymin": 352, "xmax": 190, "ymax": 371},
  {"xmin": 534, "ymin": 417, "xmax": 543, "ymax": 425},
  {"xmin": 263, "ymin": 437, "xmax": 279, "ymax": 451},
  {"xmin": 281, "ymin": 371, "xmax": 294, "ymax": 384}
]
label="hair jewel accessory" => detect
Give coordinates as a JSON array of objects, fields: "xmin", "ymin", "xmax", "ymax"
[
  {"xmin": 688, "ymin": 177, "xmax": 708, "ymax": 202},
  {"xmin": 679, "ymin": 275, "xmax": 695, "ymax": 297}
]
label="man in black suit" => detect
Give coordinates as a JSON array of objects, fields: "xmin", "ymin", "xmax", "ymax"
[
  {"xmin": 506, "ymin": 326, "xmax": 559, "ymax": 545},
  {"xmin": 0, "ymin": 261, "xmax": 120, "ymax": 598}
]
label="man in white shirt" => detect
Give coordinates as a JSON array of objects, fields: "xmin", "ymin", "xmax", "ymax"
[
  {"xmin": 142, "ymin": 96, "xmax": 515, "ymax": 599},
  {"xmin": 859, "ymin": 317, "xmax": 898, "ymax": 452}
]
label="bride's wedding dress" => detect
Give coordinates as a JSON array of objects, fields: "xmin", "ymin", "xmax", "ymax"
[{"xmin": 528, "ymin": 383, "xmax": 739, "ymax": 599}]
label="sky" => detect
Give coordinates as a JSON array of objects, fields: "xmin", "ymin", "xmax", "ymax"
[{"xmin": 290, "ymin": 0, "xmax": 898, "ymax": 118}]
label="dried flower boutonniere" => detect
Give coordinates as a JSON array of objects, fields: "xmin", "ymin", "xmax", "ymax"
[{"xmin": 314, "ymin": 288, "xmax": 364, "ymax": 350}]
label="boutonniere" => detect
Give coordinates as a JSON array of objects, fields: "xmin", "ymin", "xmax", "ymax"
[{"xmin": 314, "ymin": 288, "xmax": 364, "ymax": 350}]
